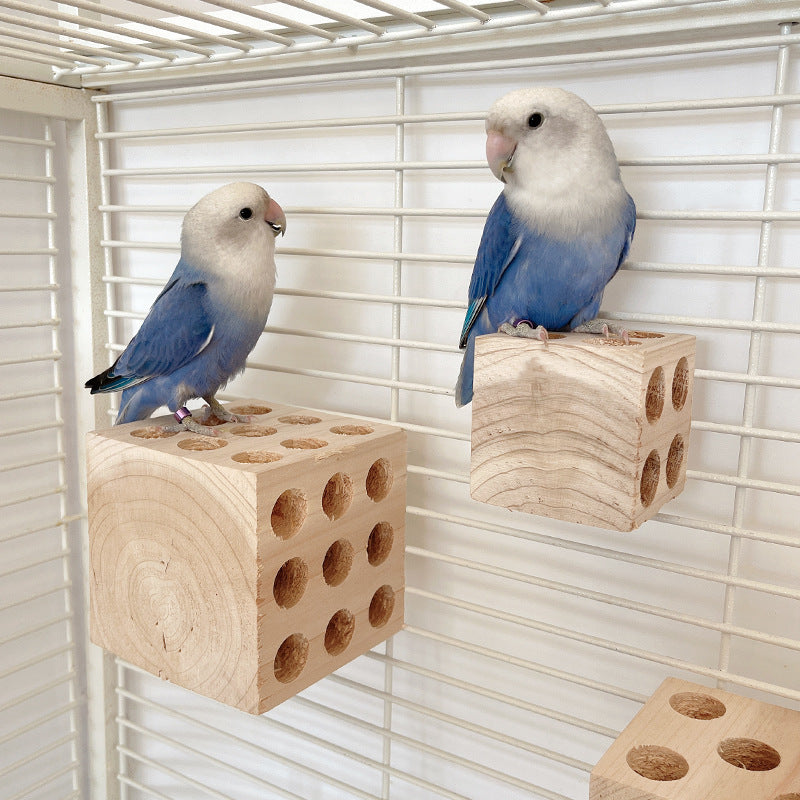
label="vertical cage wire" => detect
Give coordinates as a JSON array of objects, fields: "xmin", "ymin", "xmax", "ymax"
[
  {"xmin": 83, "ymin": 21, "xmax": 800, "ymax": 799},
  {"xmin": 0, "ymin": 113, "xmax": 84, "ymax": 799}
]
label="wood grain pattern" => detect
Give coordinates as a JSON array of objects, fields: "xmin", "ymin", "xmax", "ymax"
[
  {"xmin": 87, "ymin": 400, "xmax": 406, "ymax": 714},
  {"xmin": 470, "ymin": 331, "xmax": 695, "ymax": 532},
  {"xmin": 590, "ymin": 677, "xmax": 800, "ymax": 800}
]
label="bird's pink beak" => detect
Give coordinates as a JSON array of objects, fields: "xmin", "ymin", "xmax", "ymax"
[
  {"xmin": 266, "ymin": 197, "xmax": 286, "ymax": 237},
  {"xmin": 486, "ymin": 130, "xmax": 517, "ymax": 183}
]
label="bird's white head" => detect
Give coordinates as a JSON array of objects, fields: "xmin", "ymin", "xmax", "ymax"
[
  {"xmin": 180, "ymin": 182, "xmax": 286, "ymax": 276},
  {"xmin": 485, "ymin": 87, "xmax": 627, "ymax": 237}
]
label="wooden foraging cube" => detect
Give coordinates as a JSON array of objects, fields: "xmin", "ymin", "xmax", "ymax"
[
  {"xmin": 591, "ymin": 677, "xmax": 800, "ymax": 800},
  {"xmin": 87, "ymin": 399, "xmax": 405, "ymax": 714},
  {"xmin": 470, "ymin": 331, "xmax": 695, "ymax": 532}
]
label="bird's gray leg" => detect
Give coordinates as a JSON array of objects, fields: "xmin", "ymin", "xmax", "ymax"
[
  {"xmin": 158, "ymin": 406, "xmax": 219, "ymax": 436},
  {"xmin": 573, "ymin": 318, "xmax": 630, "ymax": 345},
  {"xmin": 201, "ymin": 395, "xmax": 253, "ymax": 424},
  {"xmin": 498, "ymin": 320, "xmax": 549, "ymax": 344}
]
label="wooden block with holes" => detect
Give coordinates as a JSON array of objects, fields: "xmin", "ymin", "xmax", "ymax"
[
  {"xmin": 87, "ymin": 399, "xmax": 405, "ymax": 714},
  {"xmin": 590, "ymin": 677, "xmax": 800, "ymax": 800},
  {"xmin": 470, "ymin": 331, "xmax": 694, "ymax": 531}
]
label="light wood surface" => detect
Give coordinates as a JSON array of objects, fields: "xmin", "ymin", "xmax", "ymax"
[
  {"xmin": 88, "ymin": 400, "xmax": 406, "ymax": 714},
  {"xmin": 590, "ymin": 677, "xmax": 800, "ymax": 800},
  {"xmin": 471, "ymin": 331, "xmax": 695, "ymax": 531}
]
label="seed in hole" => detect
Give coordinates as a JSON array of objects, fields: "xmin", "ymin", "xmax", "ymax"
[
  {"xmin": 229, "ymin": 404, "xmax": 271, "ymax": 415},
  {"xmin": 672, "ymin": 356, "xmax": 689, "ymax": 411},
  {"xmin": 669, "ymin": 692, "xmax": 726, "ymax": 720},
  {"xmin": 322, "ymin": 472, "xmax": 353, "ymax": 521},
  {"xmin": 130, "ymin": 426, "xmax": 177, "ymax": 439},
  {"xmin": 627, "ymin": 745, "xmax": 689, "ymax": 782},
  {"xmin": 273, "ymin": 557, "xmax": 308, "ymax": 609},
  {"xmin": 177, "ymin": 436, "xmax": 228, "ymax": 451},
  {"xmin": 279, "ymin": 414, "xmax": 322, "ymax": 425},
  {"xmin": 323, "ymin": 539, "xmax": 354, "ymax": 586},
  {"xmin": 775, "ymin": 795, "xmax": 800, "ymax": 800},
  {"xmin": 330, "ymin": 424, "xmax": 374, "ymax": 436},
  {"xmin": 366, "ymin": 458, "xmax": 393, "ymax": 502},
  {"xmin": 324, "ymin": 609, "xmax": 355, "ymax": 656},
  {"xmin": 585, "ymin": 337, "xmax": 640, "ymax": 347},
  {"xmin": 666, "ymin": 434, "xmax": 685, "ymax": 489},
  {"xmin": 547, "ymin": 333, "xmax": 566, "ymax": 340},
  {"xmin": 646, "ymin": 366, "xmax": 665, "ymax": 423},
  {"xmin": 229, "ymin": 424, "xmax": 277, "ymax": 437},
  {"xmin": 231, "ymin": 450, "xmax": 283, "ymax": 464},
  {"xmin": 271, "ymin": 489, "xmax": 307, "ymax": 540},
  {"xmin": 367, "ymin": 522, "xmax": 394, "ymax": 566},
  {"xmin": 369, "ymin": 585, "xmax": 395, "ymax": 628},
  {"xmin": 640, "ymin": 450, "xmax": 660, "ymax": 507},
  {"xmin": 281, "ymin": 437, "xmax": 327, "ymax": 450},
  {"xmin": 718, "ymin": 738, "xmax": 781, "ymax": 771},
  {"xmin": 273, "ymin": 633, "xmax": 308, "ymax": 683},
  {"xmin": 629, "ymin": 330, "xmax": 664, "ymax": 339}
]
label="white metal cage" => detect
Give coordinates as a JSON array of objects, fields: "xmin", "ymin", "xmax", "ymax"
[{"xmin": 1, "ymin": 2, "xmax": 799, "ymax": 799}]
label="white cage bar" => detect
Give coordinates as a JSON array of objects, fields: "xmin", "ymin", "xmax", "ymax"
[{"xmin": 0, "ymin": 2, "xmax": 799, "ymax": 800}]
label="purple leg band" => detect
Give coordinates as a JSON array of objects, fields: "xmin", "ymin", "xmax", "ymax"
[{"xmin": 174, "ymin": 406, "xmax": 192, "ymax": 423}]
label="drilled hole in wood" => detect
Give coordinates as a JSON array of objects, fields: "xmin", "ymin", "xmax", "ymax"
[
  {"xmin": 273, "ymin": 557, "xmax": 308, "ymax": 609},
  {"xmin": 369, "ymin": 585, "xmax": 395, "ymax": 628},
  {"xmin": 666, "ymin": 434, "xmax": 685, "ymax": 489},
  {"xmin": 629, "ymin": 331, "xmax": 664, "ymax": 338},
  {"xmin": 177, "ymin": 437, "xmax": 228, "ymax": 451},
  {"xmin": 673, "ymin": 356, "xmax": 690, "ymax": 411},
  {"xmin": 547, "ymin": 333, "xmax": 566, "ymax": 340},
  {"xmin": 330, "ymin": 424, "xmax": 374, "ymax": 436},
  {"xmin": 646, "ymin": 366, "xmax": 665, "ymax": 423},
  {"xmin": 368, "ymin": 522, "xmax": 394, "ymax": 566},
  {"xmin": 273, "ymin": 633, "xmax": 308, "ymax": 683},
  {"xmin": 279, "ymin": 414, "xmax": 322, "ymax": 425},
  {"xmin": 366, "ymin": 458, "xmax": 393, "ymax": 502},
  {"xmin": 229, "ymin": 424, "xmax": 277, "ymax": 437},
  {"xmin": 130, "ymin": 426, "xmax": 177, "ymax": 439},
  {"xmin": 281, "ymin": 437, "xmax": 328, "ymax": 450},
  {"xmin": 324, "ymin": 609, "xmax": 355, "ymax": 656},
  {"xmin": 640, "ymin": 450, "xmax": 660, "ymax": 507},
  {"xmin": 231, "ymin": 450, "xmax": 283, "ymax": 464},
  {"xmin": 229, "ymin": 404, "xmax": 271, "ymax": 415},
  {"xmin": 718, "ymin": 738, "xmax": 781, "ymax": 771},
  {"xmin": 323, "ymin": 539, "xmax": 354, "ymax": 586},
  {"xmin": 669, "ymin": 692, "xmax": 726, "ymax": 720},
  {"xmin": 775, "ymin": 794, "xmax": 800, "ymax": 799},
  {"xmin": 271, "ymin": 489, "xmax": 307, "ymax": 540},
  {"xmin": 626, "ymin": 746, "xmax": 689, "ymax": 782},
  {"xmin": 322, "ymin": 472, "xmax": 353, "ymax": 521}
]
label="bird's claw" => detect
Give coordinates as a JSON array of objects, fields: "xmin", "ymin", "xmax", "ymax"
[
  {"xmin": 499, "ymin": 320, "xmax": 549, "ymax": 344},
  {"xmin": 574, "ymin": 318, "xmax": 630, "ymax": 345},
  {"xmin": 200, "ymin": 402, "xmax": 252, "ymax": 425}
]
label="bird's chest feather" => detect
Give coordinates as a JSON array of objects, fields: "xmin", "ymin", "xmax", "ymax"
[{"xmin": 488, "ymin": 229, "xmax": 620, "ymax": 330}]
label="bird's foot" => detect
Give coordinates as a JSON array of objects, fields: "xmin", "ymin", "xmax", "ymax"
[
  {"xmin": 499, "ymin": 320, "xmax": 549, "ymax": 344},
  {"xmin": 158, "ymin": 412, "xmax": 220, "ymax": 437},
  {"xmin": 200, "ymin": 396, "xmax": 253, "ymax": 425},
  {"xmin": 573, "ymin": 318, "xmax": 630, "ymax": 345}
]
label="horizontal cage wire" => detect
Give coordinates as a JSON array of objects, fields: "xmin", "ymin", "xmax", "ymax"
[
  {"xmin": 0, "ymin": 116, "xmax": 84, "ymax": 798},
  {"xmin": 0, "ymin": 3, "xmax": 799, "ymax": 800},
  {"xmin": 0, "ymin": 0, "xmax": 786, "ymax": 86},
  {"xmin": 76, "ymin": 15, "xmax": 800, "ymax": 800}
]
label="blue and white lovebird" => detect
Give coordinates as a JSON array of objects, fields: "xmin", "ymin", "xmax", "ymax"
[
  {"xmin": 455, "ymin": 87, "xmax": 636, "ymax": 407},
  {"xmin": 86, "ymin": 182, "xmax": 286, "ymax": 432}
]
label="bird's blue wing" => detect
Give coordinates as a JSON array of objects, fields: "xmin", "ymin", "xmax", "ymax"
[
  {"xmin": 87, "ymin": 271, "xmax": 214, "ymax": 394},
  {"xmin": 459, "ymin": 194, "xmax": 519, "ymax": 349}
]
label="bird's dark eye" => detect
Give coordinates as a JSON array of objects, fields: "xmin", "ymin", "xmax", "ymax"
[
  {"xmin": 527, "ymin": 112, "xmax": 544, "ymax": 129},
  {"xmin": 239, "ymin": 207, "xmax": 253, "ymax": 220}
]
